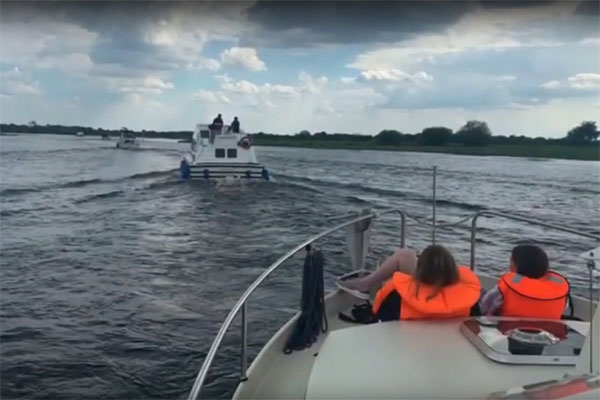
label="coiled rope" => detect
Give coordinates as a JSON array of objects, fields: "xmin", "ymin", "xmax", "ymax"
[{"xmin": 283, "ymin": 246, "xmax": 328, "ymax": 354}]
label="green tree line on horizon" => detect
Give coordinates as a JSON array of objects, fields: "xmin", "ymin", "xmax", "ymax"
[
  {"xmin": 273, "ymin": 120, "xmax": 599, "ymax": 147},
  {"xmin": 1, "ymin": 120, "xmax": 598, "ymax": 147}
]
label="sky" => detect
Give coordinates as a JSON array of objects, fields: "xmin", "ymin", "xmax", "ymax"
[{"xmin": 0, "ymin": 1, "xmax": 598, "ymax": 137}]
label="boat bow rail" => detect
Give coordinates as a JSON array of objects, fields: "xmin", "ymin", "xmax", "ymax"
[
  {"xmin": 188, "ymin": 209, "xmax": 599, "ymax": 400},
  {"xmin": 187, "ymin": 208, "xmax": 407, "ymax": 400}
]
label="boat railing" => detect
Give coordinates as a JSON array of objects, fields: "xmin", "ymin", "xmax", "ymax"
[
  {"xmin": 188, "ymin": 169, "xmax": 600, "ymax": 400},
  {"xmin": 469, "ymin": 210, "xmax": 599, "ymax": 270},
  {"xmin": 188, "ymin": 207, "xmax": 408, "ymax": 400}
]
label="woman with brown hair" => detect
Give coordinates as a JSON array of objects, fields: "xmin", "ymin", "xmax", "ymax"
[{"xmin": 344, "ymin": 245, "xmax": 481, "ymax": 321}]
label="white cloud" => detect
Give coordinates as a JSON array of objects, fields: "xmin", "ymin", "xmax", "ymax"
[
  {"xmin": 90, "ymin": 93, "xmax": 177, "ymax": 130},
  {"xmin": 494, "ymin": 75, "xmax": 517, "ymax": 82},
  {"xmin": 541, "ymin": 80, "xmax": 561, "ymax": 89},
  {"xmin": 357, "ymin": 68, "xmax": 433, "ymax": 85},
  {"xmin": 143, "ymin": 77, "xmax": 175, "ymax": 90},
  {"xmin": 193, "ymin": 90, "xmax": 231, "ymax": 104},
  {"xmin": 298, "ymin": 71, "xmax": 327, "ymax": 93},
  {"xmin": 209, "ymin": 72, "xmax": 386, "ymax": 127},
  {"xmin": 0, "ymin": 67, "xmax": 42, "ymax": 96},
  {"xmin": 580, "ymin": 37, "xmax": 600, "ymax": 46},
  {"xmin": 263, "ymin": 83, "xmax": 298, "ymax": 98},
  {"xmin": 219, "ymin": 76, "xmax": 260, "ymax": 94},
  {"xmin": 220, "ymin": 47, "xmax": 267, "ymax": 71},
  {"xmin": 0, "ymin": 15, "xmax": 97, "ymax": 73},
  {"xmin": 541, "ymin": 73, "xmax": 600, "ymax": 91},
  {"xmin": 567, "ymin": 73, "xmax": 600, "ymax": 90},
  {"xmin": 210, "ymin": 75, "xmax": 300, "ymax": 110},
  {"xmin": 112, "ymin": 75, "xmax": 175, "ymax": 95},
  {"xmin": 348, "ymin": 5, "xmax": 564, "ymax": 71},
  {"xmin": 189, "ymin": 58, "xmax": 221, "ymax": 71}
]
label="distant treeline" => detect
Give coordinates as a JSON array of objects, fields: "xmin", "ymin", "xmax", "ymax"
[
  {"xmin": 253, "ymin": 120, "xmax": 599, "ymax": 147},
  {"xmin": 2, "ymin": 120, "xmax": 598, "ymax": 148},
  {"xmin": 0, "ymin": 123, "xmax": 193, "ymax": 140}
]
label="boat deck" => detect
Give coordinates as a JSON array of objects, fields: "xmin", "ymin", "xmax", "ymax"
[
  {"xmin": 233, "ymin": 273, "xmax": 595, "ymax": 399},
  {"xmin": 306, "ymin": 319, "xmax": 588, "ymax": 399},
  {"xmin": 234, "ymin": 292, "xmax": 358, "ymax": 399}
]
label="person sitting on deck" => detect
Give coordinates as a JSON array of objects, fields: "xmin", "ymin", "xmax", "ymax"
[
  {"xmin": 344, "ymin": 245, "xmax": 481, "ymax": 321},
  {"xmin": 373, "ymin": 245, "xmax": 481, "ymax": 320},
  {"xmin": 227, "ymin": 117, "xmax": 240, "ymax": 133},
  {"xmin": 479, "ymin": 245, "xmax": 569, "ymax": 319}
]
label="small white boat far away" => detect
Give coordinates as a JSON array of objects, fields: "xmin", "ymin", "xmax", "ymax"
[{"xmin": 116, "ymin": 131, "xmax": 140, "ymax": 150}]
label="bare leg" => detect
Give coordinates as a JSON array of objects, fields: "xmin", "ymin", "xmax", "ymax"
[{"xmin": 344, "ymin": 248, "xmax": 417, "ymax": 292}]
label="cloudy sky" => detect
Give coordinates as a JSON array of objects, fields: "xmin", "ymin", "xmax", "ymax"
[{"xmin": 1, "ymin": 1, "xmax": 598, "ymax": 137}]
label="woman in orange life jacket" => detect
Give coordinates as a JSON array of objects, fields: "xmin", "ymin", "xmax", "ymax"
[
  {"xmin": 372, "ymin": 245, "xmax": 482, "ymax": 321},
  {"xmin": 479, "ymin": 245, "xmax": 570, "ymax": 319}
]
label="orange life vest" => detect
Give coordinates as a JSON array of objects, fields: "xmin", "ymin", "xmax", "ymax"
[
  {"xmin": 497, "ymin": 271, "xmax": 569, "ymax": 319},
  {"xmin": 373, "ymin": 266, "xmax": 482, "ymax": 320}
]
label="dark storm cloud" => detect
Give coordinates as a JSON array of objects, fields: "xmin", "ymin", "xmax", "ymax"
[
  {"xmin": 243, "ymin": 0, "xmax": 598, "ymax": 47},
  {"xmin": 244, "ymin": 1, "xmax": 473, "ymax": 46},
  {"xmin": 575, "ymin": 0, "xmax": 600, "ymax": 16},
  {"xmin": 1, "ymin": 1, "xmax": 249, "ymax": 72},
  {"xmin": 477, "ymin": 0, "xmax": 558, "ymax": 8}
]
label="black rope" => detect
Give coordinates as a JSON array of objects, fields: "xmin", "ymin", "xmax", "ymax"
[{"xmin": 283, "ymin": 246, "xmax": 328, "ymax": 354}]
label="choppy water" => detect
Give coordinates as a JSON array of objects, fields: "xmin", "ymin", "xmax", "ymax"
[{"xmin": 1, "ymin": 134, "xmax": 599, "ymax": 399}]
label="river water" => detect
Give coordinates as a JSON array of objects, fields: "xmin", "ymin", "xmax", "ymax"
[{"xmin": 1, "ymin": 134, "xmax": 598, "ymax": 399}]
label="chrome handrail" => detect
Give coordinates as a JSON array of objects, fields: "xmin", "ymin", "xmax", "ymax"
[
  {"xmin": 188, "ymin": 208, "xmax": 407, "ymax": 400},
  {"xmin": 470, "ymin": 210, "xmax": 600, "ymax": 270},
  {"xmin": 189, "ymin": 206, "xmax": 599, "ymax": 399}
]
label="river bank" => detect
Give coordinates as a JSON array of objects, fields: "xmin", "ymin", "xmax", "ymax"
[{"xmin": 254, "ymin": 139, "xmax": 599, "ymax": 161}]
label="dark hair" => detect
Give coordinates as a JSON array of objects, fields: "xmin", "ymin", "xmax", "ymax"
[
  {"xmin": 414, "ymin": 245, "xmax": 460, "ymax": 300},
  {"xmin": 511, "ymin": 245, "xmax": 548, "ymax": 279}
]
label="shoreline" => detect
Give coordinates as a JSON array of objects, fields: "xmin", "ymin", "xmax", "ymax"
[
  {"xmin": 2, "ymin": 131, "xmax": 598, "ymax": 161},
  {"xmin": 254, "ymin": 141, "xmax": 600, "ymax": 161}
]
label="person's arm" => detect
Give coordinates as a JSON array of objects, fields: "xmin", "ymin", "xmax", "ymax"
[{"xmin": 479, "ymin": 285, "xmax": 504, "ymax": 315}]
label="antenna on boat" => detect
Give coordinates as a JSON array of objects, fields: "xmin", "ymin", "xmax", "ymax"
[{"xmin": 432, "ymin": 166, "xmax": 437, "ymax": 244}]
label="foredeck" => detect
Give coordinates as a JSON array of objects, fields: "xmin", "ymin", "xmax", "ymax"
[
  {"xmin": 233, "ymin": 273, "xmax": 594, "ymax": 400},
  {"xmin": 306, "ymin": 319, "xmax": 588, "ymax": 399}
]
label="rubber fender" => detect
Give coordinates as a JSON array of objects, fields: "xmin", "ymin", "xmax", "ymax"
[
  {"xmin": 261, "ymin": 168, "xmax": 270, "ymax": 181},
  {"xmin": 180, "ymin": 160, "xmax": 190, "ymax": 180}
]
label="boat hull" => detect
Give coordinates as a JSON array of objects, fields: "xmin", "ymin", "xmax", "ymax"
[
  {"xmin": 180, "ymin": 161, "xmax": 270, "ymax": 181},
  {"xmin": 116, "ymin": 142, "xmax": 140, "ymax": 150}
]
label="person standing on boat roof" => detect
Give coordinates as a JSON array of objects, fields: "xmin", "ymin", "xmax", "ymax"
[
  {"xmin": 211, "ymin": 114, "xmax": 223, "ymax": 129},
  {"xmin": 209, "ymin": 114, "xmax": 224, "ymax": 142},
  {"xmin": 228, "ymin": 117, "xmax": 240, "ymax": 133}
]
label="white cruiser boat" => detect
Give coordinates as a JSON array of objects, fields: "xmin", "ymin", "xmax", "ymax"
[
  {"xmin": 116, "ymin": 131, "xmax": 140, "ymax": 150},
  {"xmin": 187, "ymin": 168, "xmax": 599, "ymax": 400},
  {"xmin": 180, "ymin": 124, "xmax": 269, "ymax": 181}
]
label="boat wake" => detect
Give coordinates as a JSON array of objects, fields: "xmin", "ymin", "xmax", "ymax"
[
  {"xmin": 277, "ymin": 172, "xmax": 485, "ymax": 212},
  {"xmin": 0, "ymin": 170, "xmax": 177, "ymax": 197}
]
